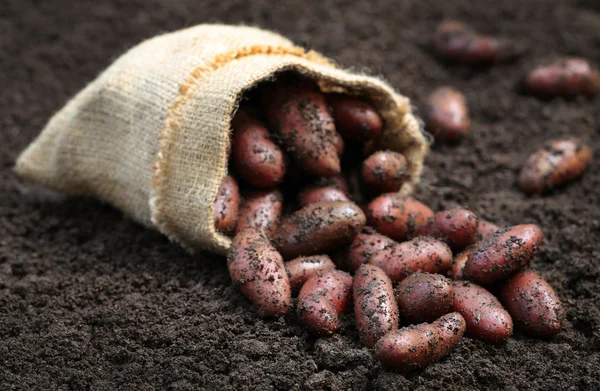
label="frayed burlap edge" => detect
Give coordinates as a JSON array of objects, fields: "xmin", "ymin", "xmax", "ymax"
[{"xmin": 152, "ymin": 44, "xmax": 428, "ymax": 255}]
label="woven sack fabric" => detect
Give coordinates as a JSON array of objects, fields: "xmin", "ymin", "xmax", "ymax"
[{"xmin": 16, "ymin": 24, "xmax": 429, "ymax": 254}]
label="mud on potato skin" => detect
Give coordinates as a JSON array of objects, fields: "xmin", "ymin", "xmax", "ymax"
[
  {"xmin": 227, "ymin": 228, "xmax": 292, "ymax": 317},
  {"xmin": 353, "ymin": 264, "xmax": 399, "ymax": 348},
  {"xmin": 296, "ymin": 269, "xmax": 353, "ymax": 336},
  {"xmin": 374, "ymin": 312, "xmax": 466, "ymax": 370},
  {"xmin": 274, "ymin": 201, "xmax": 366, "ymax": 260}
]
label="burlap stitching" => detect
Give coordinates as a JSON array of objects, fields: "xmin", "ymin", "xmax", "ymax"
[{"xmin": 151, "ymin": 44, "xmax": 335, "ymax": 250}]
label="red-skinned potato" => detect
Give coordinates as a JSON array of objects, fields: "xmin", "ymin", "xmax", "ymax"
[
  {"xmin": 452, "ymin": 281, "xmax": 513, "ymax": 342},
  {"xmin": 475, "ymin": 220, "xmax": 501, "ymax": 241},
  {"xmin": 369, "ymin": 237, "xmax": 453, "ymax": 282},
  {"xmin": 434, "ymin": 20, "xmax": 509, "ymax": 65},
  {"xmin": 227, "ymin": 228, "xmax": 291, "ymax": 316},
  {"xmin": 524, "ymin": 58, "xmax": 600, "ymax": 97},
  {"xmin": 367, "ymin": 194, "xmax": 434, "ymax": 241},
  {"xmin": 285, "ymin": 255, "xmax": 336, "ymax": 294},
  {"xmin": 260, "ymin": 74, "xmax": 341, "ymax": 177},
  {"xmin": 235, "ymin": 189, "xmax": 283, "ymax": 237},
  {"xmin": 231, "ymin": 108, "xmax": 286, "ymax": 188},
  {"xmin": 460, "ymin": 224, "xmax": 543, "ymax": 284},
  {"xmin": 361, "ymin": 151, "xmax": 409, "ymax": 194},
  {"xmin": 327, "ymin": 94, "xmax": 383, "ymax": 141},
  {"xmin": 374, "ymin": 312, "xmax": 466, "ymax": 370},
  {"xmin": 297, "ymin": 269, "xmax": 353, "ymax": 336},
  {"xmin": 353, "ymin": 265, "xmax": 399, "ymax": 347},
  {"xmin": 312, "ymin": 175, "xmax": 351, "ymax": 195},
  {"xmin": 299, "ymin": 186, "xmax": 350, "ymax": 207},
  {"xmin": 275, "ymin": 201, "xmax": 366, "ymax": 260},
  {"xmin": 415, "ymin": 209, "xmax": 479, "ymax": 251},
  {"xmin": 519, "ymin": 139, "xmax": 592, "ymax": 194},
  {"xmin": 333, "ymin": 131, "xmax": 345, "ymax": 157},
  {"xmin": 332, "ymin": 227, "xmax": 396, "ymax": 272},
  {"xmin": 500, "ymin": 269, "xmax": 564, "ymax": 338},
  {"xmin": 214, "ymin": 175, "xmax": 240, "ymax": 235},
  {"xmin": 396, "ymin": 273, "xmax": 454, "ymax": 324},
  {"xmin": 426, "ymin": 87, "xmax": 470, "ymax": 143}
]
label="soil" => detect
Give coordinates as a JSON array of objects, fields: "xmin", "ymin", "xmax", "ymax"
[{"xmin": 1, "ymin": 0, "xmax": 599, "ymax": 389}]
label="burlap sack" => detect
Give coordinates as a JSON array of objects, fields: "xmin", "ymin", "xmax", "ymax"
[{"xmin": 15, "ymin": 24, "xmax": 429, "ymax": 255}]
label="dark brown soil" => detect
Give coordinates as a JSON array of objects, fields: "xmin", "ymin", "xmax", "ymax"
[{"xmin": 1, "ymin": 0, "xmax": 599, "ymax": 389}]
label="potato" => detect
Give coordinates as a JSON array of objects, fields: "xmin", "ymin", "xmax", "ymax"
[
  {"xmin": 312, "ymin": 175, "xmax": 351, "ymax": 195},
  {"xmin": 369, "ymin": 237, "xmax": 453, "ymax": 282},
  {"xmin": 367, "ymin": 194, "xmax": 434, "ymax": 241},
  {"xmin": 327, "ymin": 93, "xmax": 383, "ymax": 141},
  {"xmin": 231, "ymin": 108, "xmax": 286, "ymax": 188},
  {"xmin": 434, "ymin": 20, "xmax": 508, "ymax": 65},
  {"xmin": 227, "ymin": 228, "xmax": 291, "ymax": 316},
  {"xmin": 353, "ymin": 265, "xmax": 399, "ymax": 347},
  {"xmin": 415, "ymin": 209, "xmax": 479, "ymax": 251},
  {"xmin": 396, "ymin": 273, "xmax": 454, "ymax": 324},
  {"xmin": 500, "ymin": 269, "xmax": 564, "ymax": 338},
  {"xmin": 333, "ymin": 131, "xmax": 345, "ymax": 156},
  {"xmin": 374, "ymin": 312, "xmax": 466, "ymax": 369},
  {"xmin": 260, "ymin": 74, "xmax": 340, "ymax": 177},
  {"xmin": 274, "ymin": 201, "xmax": 366, "ymax": 259},
  {"xmin": 235, "ymin": 189, "xmax": 283, "ymax": 237},
  {"xmin": 332, "ymin": 227, "xmax": 396, "ymax": 272},
  {"xmin": 214, "ymin": 175, "xmax": 240, "ymax": 235},
  {"xmin": 524, "ymin": 58, "xmax": 600, "ymax": 97},
  {"xmin": 299, "ymin": 186, "xmax": 350, "ymax": 207},
  {"xmin": 452, "ymin": 281, "xmax": 513, "ymax": 342},
  {"xmin": 460, "ymin": 224, "xmax": 543, "ymax": 284},
  {"xmin": 475, "ymin": 220, "xmax": 501, "ymax": 241},
  {"xmin": 297, "ymin": 269, "xmax": 353, "ymax": 336},
  {"xmin": 361, "ymin": 151, "xmax": 409, "ymax": 194},
  {"xmin": 285, "ymin": 255, "xmax": 336, "ymax": 294},
  {"xmin": 519, "ymin": 139, "xmax": 592, "ymax": 194},
  {"xmin": 426, "ymin": 87, "xmax": 470, "ymax": 143}
]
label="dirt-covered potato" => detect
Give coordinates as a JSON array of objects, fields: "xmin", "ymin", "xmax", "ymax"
[
  {"xmin": 519, "ymin": 139, "xmax": 592, "ymax": 194},
  {"xmin": 426, "ymin": 86, "xmax": 470, "ymax": 143},
  {"xmin": 312, "ymin": 175, "xmax": 351, "ymax": 195},
  {"xmin": 367, "ymin": 194, "xmax": 434, "ymax": 241},
  {"xmin": 452, "ymin": 281, "xmax": 513, "ymax": 342},
  {"xmin": 524, "ymin": 58, "xmax": 600, "ymax": 97},
  {"xmin": 500, "ymin": 269, "xmax": 564, "ymax": 338},
  {"xmin": 353, "ymin": 265, "xmax": 399, "ymax": 347},
  {"xmin": 227, "ymin": 228, "xmax": 291, "ymax": 316},
  {"xmin": 415, "ymin": 208, "xmax": 479, "ymax": 251},
  {"xmin": 275, "ymin": 201, "xmax": 366, "ymax": 259},
  {"xmin": 457, "ymin": 224, "xmax": 543, "ymax": 284},
  {"xmin": 475, "ymin": 220, "xmax": 501, "ymax": 241},
  {"xmin": 260, "ymin": 74, "xmax": 340, "ymax": 177},
  {"xmin": 297, "ymin": 269, "xmax": 353, "ymax": 336},
  {"xmin": 396, "ymin": 273, "xmax": 454, "ymax": 323},
  {"xmin": 327, "ymin": 94, "xmax": 383, "ymax": 141},
  {"xmin": 231, "ymin": 108, "xmax": 286, "ymax": 188},
  {"xmin": 369, "ymin": 237, "xmax": 453, "ymax": 282},
  {"xmin": 285, "ymin": 255, "xmax": 336, "ymax": 294},
  {"xmin": 235, "ymin": 189, "xmax": 283, "ymax": 237},
  {"xmin": 434, "ymin": 20, "xmax": 508, "ymax": 65},
  {"xmin": 299, "ymin": 185, "xmax": 350, "ymax": 207},
  {"xmin": 332, "ymin": 227, "xmax": 396, "ymax": 272},
  {"xmin": 214, "ymin": 175, "xmax": 240, "ymax": 235},
  {"xmin": 374, "ymin": 312, "xmax": 466, "ymax": 369},
  {"xmin": 361, "ymin": 151, "xmax": 408, "ymax": 194}
]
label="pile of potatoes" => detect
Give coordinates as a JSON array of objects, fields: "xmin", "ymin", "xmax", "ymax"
[{"xmin": 214, "ymin": 54, "xmax": 578, "ymax": 369}]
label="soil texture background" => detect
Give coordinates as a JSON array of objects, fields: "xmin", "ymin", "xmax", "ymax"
[{"xmin": 1, "ymin": 0, "xmax": 600, "ymax": 389}]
